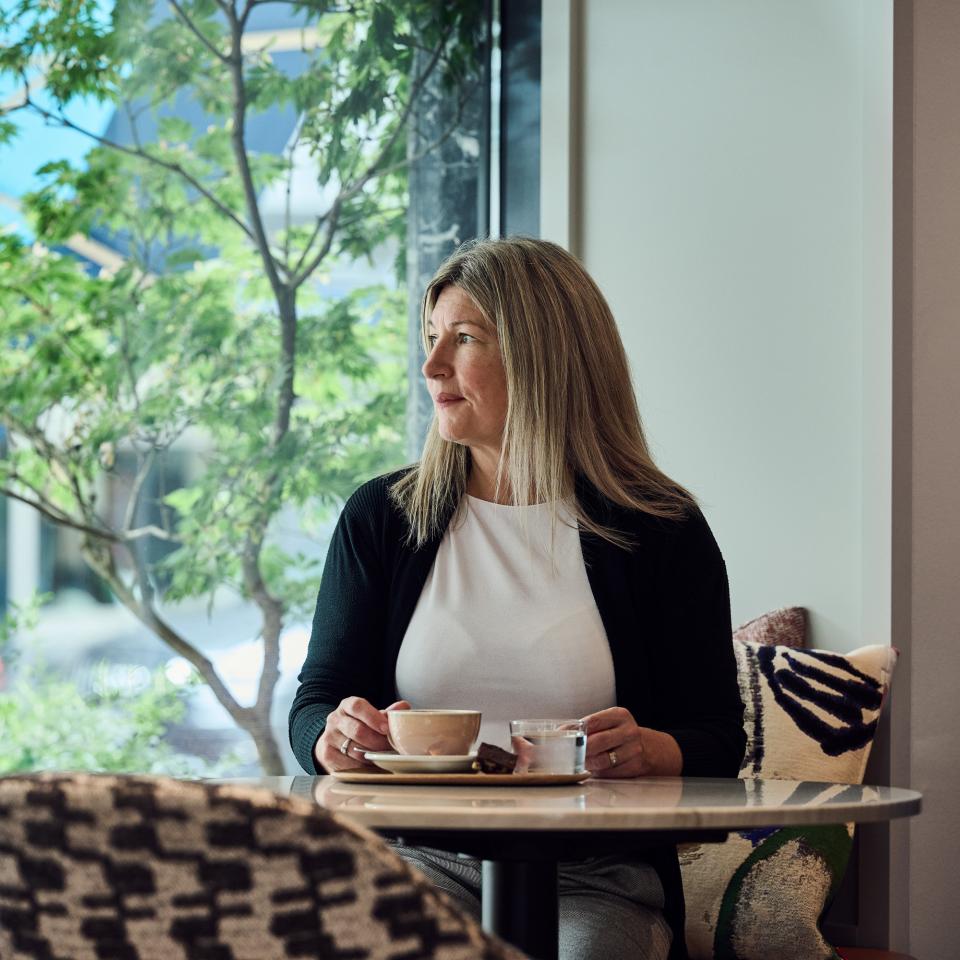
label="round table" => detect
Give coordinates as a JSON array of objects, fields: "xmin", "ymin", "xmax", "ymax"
[{"xmin": 241, "ymin": 775, "xmax": 922, "ymax": 959}]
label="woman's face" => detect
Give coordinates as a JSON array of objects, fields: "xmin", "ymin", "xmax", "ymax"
[{"xmin": 422, "ymin": 285, "xmax": 508, "ymax": 453}]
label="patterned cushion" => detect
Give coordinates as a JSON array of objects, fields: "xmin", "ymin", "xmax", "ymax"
[
  {"xmin": 680, "ymin": 642, "xmax": 898, "ymax": 960},
  {"xmin": 733, "ymin": 606, "xmax": 808, "ymax": 648},
  {"xmin": 0, "ymin": 772, "xmax": 523, "ymax": 960}
]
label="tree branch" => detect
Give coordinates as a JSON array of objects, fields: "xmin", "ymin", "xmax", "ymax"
[
  {"xmin": 340, "ymin": 20, "xmax": 457, "ymax": 203},
  {"xmin": 290, "ymin": 21, "xmax": 458, "ymax": 288},
  {"xmin": 218, "ymin": 3, "xmax": 293, "ymax": 727},
  {"xmin": 22, "ymin": 427, "xmax": 95, "ymax": 523},
  {"xmin": 281, "ymin": 116, "xmax": 304, "ymax": 270},
  {"xmin": 83, "ymin": 539, "xmax": 250, "ymax": 726},
  {"xmin": 290, "ymin": 208, "xmax": 331, "ymax": 280},
  {"xmin": 2, "ymin": 412, "xmax": 111, "ymax": 534},
  {"xmin": 240, "ymin": 539, "xmax": 282, "ymax": 716},
  {"xmin": 1, "ymin": 284, "xmax": 104, "ymax": 377},
  {"xmin": 373, "ymin": 78, "xmax": 478, "ymax": 182},
  {"xmin": 168, "ymin": 0, "xmax": 229, "ymax": 63},
  {"xmin": 289, "ymin": 76, "xmax": 472, "ymax": 290},
  {"xmin": 223, "ymin": 5, "xmax": 284, "ymax": 300},
  {"xmin": 118, "ymin": 289, "xmax": 144, "ymax": 414},
  {"xmin": 123, "ymin": 448, "xmax": 155, "ymax": 533},
  {"xmin": 123, "ymin": 524, "xmax": 177, "ymax": 542},
  {"xmin": 0, "ymin": 486, "xmax": 119, "ymax": 542},
  {"xmin": 291, "ymin": 197, "xmax": 341, "ymax": 289},
  {"xmin": 18, "ymin": 94, "xmax": 256, "ymax": 244}
]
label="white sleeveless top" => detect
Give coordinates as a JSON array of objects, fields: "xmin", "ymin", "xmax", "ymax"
[{"xmin": 395, "ymin": 495, "xmax": 617, "ymax": 749}]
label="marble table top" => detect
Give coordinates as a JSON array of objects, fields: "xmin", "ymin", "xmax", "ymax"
[{"xmin": 227, "ymin": 776, "xmax": 922, "ymax": 833}]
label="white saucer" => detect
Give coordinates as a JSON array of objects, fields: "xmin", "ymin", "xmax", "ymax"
[{"xmin": 364, "ymin": 752, "xmax": 477, "ymax": 774}]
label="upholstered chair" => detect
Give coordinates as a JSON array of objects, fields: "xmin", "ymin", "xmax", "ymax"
[{"xmin": 0, "ymin": 772, "xmax": 525, "ymax": 960}]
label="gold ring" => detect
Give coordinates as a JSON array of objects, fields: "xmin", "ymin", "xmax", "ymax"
[
  {"xmin": 608, "ymin": 750, "xmax": 618, "ymax": 768},
  {"xmin": 339, "ymin": 737, "xmax": 352, "ymax": 756}
]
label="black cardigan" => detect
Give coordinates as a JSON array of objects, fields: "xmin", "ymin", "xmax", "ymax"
[{"xmin": 289, "ymin": 470, "xmax": 746, "ymax": 960}]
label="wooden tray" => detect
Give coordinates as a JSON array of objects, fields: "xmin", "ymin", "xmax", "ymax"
[{"xmin": 331, "ymin": 771, "xmax": 591, "ymax": 786}]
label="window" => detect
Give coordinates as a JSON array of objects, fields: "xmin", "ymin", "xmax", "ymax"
[{"xmin": 0, "ymin": 0, "xmax": 541, "ymax": 776}]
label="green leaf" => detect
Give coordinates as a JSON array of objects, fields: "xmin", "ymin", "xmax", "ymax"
[
  {"xmin": 0, "ymin": 660, "xmax": 236, "ymax": 776},
  {"xmin": 0, "ymin": 117, "xmax": 20, "ymax": 145},
  {"xmin": 157, "ymin": 115, "xmax": 195, "ymax": 144},
  {"xmin": 163, "ymin": 486, "xmax": 203, "ymax": 513},
  {"xmin": 0, "ymin": 0, "xmax": 485, "ymax": 774}
]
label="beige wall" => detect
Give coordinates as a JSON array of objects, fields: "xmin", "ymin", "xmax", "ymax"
[
  {"xmin": 542, "ymin": 0, "xmax": 960, "ymax": 953},
  {"xmin": 896, "ymin": 1, "xmax": 960, "ymax": 954}
]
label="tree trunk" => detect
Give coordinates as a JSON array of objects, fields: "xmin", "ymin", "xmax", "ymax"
[
  {"xmin": 243, "ymin": 709, "xmax": 285, "ymax": 776},
  {"xmin": 83, "ymin": 540, "xmax": 289, "ymax": 776}
]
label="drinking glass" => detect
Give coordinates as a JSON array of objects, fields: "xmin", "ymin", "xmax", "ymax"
[{"xmin": 509, "ymin": 719, "xmax": 587, "ymax": 774}]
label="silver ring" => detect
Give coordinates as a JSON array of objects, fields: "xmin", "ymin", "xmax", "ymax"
[
  {"xmin": 339, "ymin": 737, "xmax": 352, "ymax": 756},
  {"xmin": 607, "ymin": 750, "xmax": 618, "ymax": 768}
]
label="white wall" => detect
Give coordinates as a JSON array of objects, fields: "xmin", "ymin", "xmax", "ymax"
[
  {"xmin": 541, "ymin": 2, "xmax": 960, "ymax": 955},
  {"xmin": 567, "ymin": 0, "xmax": 891, "ymax": 652}
]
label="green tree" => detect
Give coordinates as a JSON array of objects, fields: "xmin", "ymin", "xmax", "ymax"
[
  {"xmin": 0, "ymin": 0, "xmax": 484, "ymax": 773},
  {"xmin": 0, "ymin": 596, "xmax": 233, "ymax": 775}
]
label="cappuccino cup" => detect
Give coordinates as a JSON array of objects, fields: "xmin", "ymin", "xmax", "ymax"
[{"xmin": 387, "ymin": 709, "xmax": 481, "ymax": 756}]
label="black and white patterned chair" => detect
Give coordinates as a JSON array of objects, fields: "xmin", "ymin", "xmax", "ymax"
[{"xmin": 0, "ymin": 773, "xmax": 524, "ymax": 960}]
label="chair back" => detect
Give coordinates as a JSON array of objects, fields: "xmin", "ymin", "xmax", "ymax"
[{"xmin": 0, "ymin": 772, "xmax": 519, "ymax": 960}]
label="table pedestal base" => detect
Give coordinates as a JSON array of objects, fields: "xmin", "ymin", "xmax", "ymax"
[
  {"xmin": 482, "ymin": 859, "xmax": 558, "ymax": 960},
  {"xmin": 386, "ymin": 829, "xmax": 727, "ymax": 960}
]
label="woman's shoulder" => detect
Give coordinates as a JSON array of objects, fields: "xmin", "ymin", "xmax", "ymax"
[
  {"xmin": 628, "ymin": 504, "xmax": 725, "ymax": 577},
  {"xmin": 618, "ymin": 501, "xmax": 713, "ymax": 543},
  {"xmin": 344, "ymin": 467, "xmax": 410, "ymax": 506},
  {"xmin": 582, "ymin": 485, "xmax": 721, "ymax": 567},
  {"xmin": 577, "ymin": 477, "xmax": 709, "ymax": 539},
  {"xmin": 340, "ymin": 467, "xmax": 415, "ymax": 531}
]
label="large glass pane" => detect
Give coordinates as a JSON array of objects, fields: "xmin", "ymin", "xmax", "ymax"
[
  {"xmin": 0, "ymin": 0, "xmax": 532, "ymax": 776},
  {"xmin": 500, "ymin": 0, "xmax": 541, "ymax": 237}
]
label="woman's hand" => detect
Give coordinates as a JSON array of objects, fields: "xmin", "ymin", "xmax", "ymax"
[
  {"xmin": 315, "ymin": 697, "xmax": 411, "ymax": 771},
  {"xmin": 581, "ymin": 706, "xmax": 683, "ymax": 778}
]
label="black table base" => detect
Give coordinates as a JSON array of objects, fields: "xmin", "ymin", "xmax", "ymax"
[
  {"xmin": 385, "ymin": 829, "xmax": 729, "ymax": 960},
  {"xmin": 482, "ymin": 859, "xmax": 558, "ymax": 959}
]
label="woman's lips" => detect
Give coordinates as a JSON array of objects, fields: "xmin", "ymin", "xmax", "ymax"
[{"xmin": 435, "ymin": 394, "xmax": 465, "ymax": 406}]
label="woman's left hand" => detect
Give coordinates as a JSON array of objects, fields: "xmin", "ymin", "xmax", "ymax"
[{"xmin": 581, "ymin": 706, "xmax": 683, "ymax": 778}]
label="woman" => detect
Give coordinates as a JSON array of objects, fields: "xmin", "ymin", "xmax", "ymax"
[{"xmin": 289, "ymin": 237, "xmax": 746, "ymax": 960}]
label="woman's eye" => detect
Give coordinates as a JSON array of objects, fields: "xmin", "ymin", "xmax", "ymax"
[{"xmin": 427, "ymin": 333, "xmax": 476, "ymax": 347}]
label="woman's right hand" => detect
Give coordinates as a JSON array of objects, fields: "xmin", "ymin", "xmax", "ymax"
[{"xmin": 315, "ymin": 696, "xmax": 410, "ymax": 771}]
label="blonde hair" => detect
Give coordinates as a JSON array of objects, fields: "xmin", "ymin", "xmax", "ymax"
[{"xmin": 390, "ymin": 236, "xmax": 697, "ymax": 547}]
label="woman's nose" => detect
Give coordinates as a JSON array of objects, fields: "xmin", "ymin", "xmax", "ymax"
[{"xmin": 422, "ymin": 344, "xmax": 450, "ymax": 380}]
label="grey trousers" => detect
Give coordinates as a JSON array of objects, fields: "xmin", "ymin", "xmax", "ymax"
[{"xmin": 391, "ymin": 844, "xmax": 673, "ymax": 960}]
